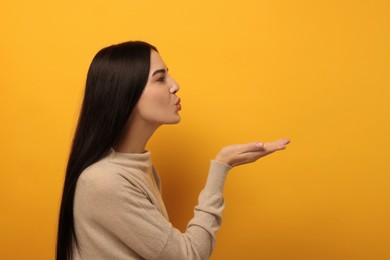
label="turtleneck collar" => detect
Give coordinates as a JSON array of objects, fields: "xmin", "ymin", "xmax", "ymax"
[{"xmin": 107, "ymin": 147, "xmax": 152, "ymax": 173}]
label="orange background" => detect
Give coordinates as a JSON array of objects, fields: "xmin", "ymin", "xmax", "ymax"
[{"xmin": 1, "ymin": 0, "xmax": 389, "ymax": 259}]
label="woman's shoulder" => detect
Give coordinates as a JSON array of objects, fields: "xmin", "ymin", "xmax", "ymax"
[
  {"xmin": 78, "ymin": 159, "xmax": 125, "ymax": 193},
  {"xmin": 77, "ymin": 155, "xmax": 148, "ymax": 196}
]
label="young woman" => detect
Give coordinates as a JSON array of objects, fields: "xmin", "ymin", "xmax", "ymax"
[{"xmin": 56, "ymin": 41, "xmax": 290, "ymax": 260}]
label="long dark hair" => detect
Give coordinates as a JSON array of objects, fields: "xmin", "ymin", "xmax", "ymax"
[{"xmin": 56, "ymin": 41, "xmax": 158, "ymax": 260}]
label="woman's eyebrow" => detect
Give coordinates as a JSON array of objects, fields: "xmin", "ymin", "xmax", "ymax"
[{"xmin": 152, "ymin": 67, "xmax": 169, "ymax": 76}]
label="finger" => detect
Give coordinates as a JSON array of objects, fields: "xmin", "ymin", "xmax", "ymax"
[
  {"xmin": 232, "ymin": 138, "xmax": 290, "ymax": 166},
  {"xmin": 264, "ymin": 138, "xmax": 290, "ymax": 152}
]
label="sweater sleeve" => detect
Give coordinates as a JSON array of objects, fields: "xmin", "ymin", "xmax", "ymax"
[
  {"xmin": 158, "ymin": 160, "xmax": 232, "ymax": 259},
  {"xmin": 74, "ymin": 160, "xmax": 232, "ymax": 260}
]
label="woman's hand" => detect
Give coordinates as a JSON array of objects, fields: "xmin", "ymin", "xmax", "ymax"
[{"xmin": 214, "ymin": 138, "xmax": 290, "ymax": 167}]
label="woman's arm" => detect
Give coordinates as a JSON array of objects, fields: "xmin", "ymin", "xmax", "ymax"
[
  {"xmin": 74, "ymin": 160, "xmax": 230, "ymax": 260},
  {"xmin": 73, "ymin": 138, "xmax": 290, "ymax": 260}
]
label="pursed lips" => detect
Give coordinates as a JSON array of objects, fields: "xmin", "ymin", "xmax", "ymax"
[{"xmin": 175, "ymin": 98, "xmax": 181, "ymax": 111}]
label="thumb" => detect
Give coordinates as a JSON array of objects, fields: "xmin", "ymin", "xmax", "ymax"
[{"xmin": 237, "ymin": 141, "xmax": 264, "ymax": 154}]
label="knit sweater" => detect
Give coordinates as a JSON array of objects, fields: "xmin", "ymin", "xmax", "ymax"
[{"xmin": 72, "ymin": 147, "xmax": 232, "ymax": 260}]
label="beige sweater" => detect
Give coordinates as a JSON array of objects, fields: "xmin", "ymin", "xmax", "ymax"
[{"xmin": 72, "ymin": 148, "xmax": 232, "ymax": 260}]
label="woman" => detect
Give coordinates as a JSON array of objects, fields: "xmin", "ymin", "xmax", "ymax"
[{"xmin": 56, "ymin": 41, "xmax": 290, "ymax": 260}]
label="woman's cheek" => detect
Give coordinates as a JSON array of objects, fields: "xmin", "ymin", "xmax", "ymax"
[{"xmin": 151, "ymin": 89, "xmax": 170, "ymax": 107}]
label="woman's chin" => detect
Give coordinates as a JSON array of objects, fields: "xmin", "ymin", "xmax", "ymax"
[
  {"xmin": 156, "ymin": 113, "xmax": 181, "ymax": 125},
  {"xmin": 172, "ymin": 116, "xmax": 181, "ymax": 124},
  {"xmin": 167, "ymin": 115, "xmax": 181, "ymax": 124}
]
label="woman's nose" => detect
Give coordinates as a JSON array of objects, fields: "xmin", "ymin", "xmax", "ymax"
[{"xmin": 169, "ymin": 80, "xmax": 180, "ymax": 94}]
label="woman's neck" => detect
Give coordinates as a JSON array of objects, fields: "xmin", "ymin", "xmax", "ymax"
[{"xmin": 113, "ymin": 114, "xmax": 160, "ymax": 154}]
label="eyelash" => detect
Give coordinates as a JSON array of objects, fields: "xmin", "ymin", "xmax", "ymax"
[{"xmin": 157, "ymin": 77, "xmax": 166, "ymax": 82}]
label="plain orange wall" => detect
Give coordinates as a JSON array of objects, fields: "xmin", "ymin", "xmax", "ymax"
[{"xmin": 1, "ymin": 0, "xmax": 389, "ymax": 259}]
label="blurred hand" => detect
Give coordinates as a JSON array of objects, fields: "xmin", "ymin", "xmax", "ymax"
[{"xmin": 215, "ymin": 138, "xmax": 290, "ymax": 167}]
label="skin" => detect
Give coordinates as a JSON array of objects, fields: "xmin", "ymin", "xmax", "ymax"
[{"xmin": 113, "ymin": 50, "xmax": 290, "ymax": 166}]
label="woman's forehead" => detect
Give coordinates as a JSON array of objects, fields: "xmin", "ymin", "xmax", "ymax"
[{"xmin": 150, "ymin": 50, "xmax": 167, "ymax": 71}]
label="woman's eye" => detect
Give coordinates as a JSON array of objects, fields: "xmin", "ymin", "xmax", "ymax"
[{"xmin": 157, "ymin": 77, "xmax": 166, "ymax": 82}]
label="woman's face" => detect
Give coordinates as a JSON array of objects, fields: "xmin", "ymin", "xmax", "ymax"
[{"xmin": 133, "ymin": 50, "xmax": 181, "ymax": 126}]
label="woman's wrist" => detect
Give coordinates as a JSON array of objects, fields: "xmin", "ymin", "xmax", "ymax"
[
  {"xmin": 214, "ymin": 155, "xmax": 231, "ymax": 167},
  {"xmin": 204, "ymin": 160, "xmax": 232, "ymax": 193}
]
